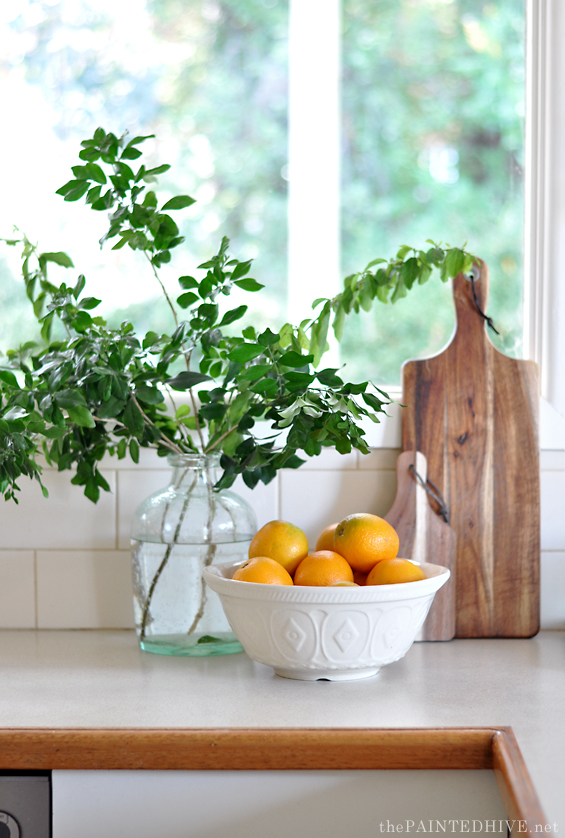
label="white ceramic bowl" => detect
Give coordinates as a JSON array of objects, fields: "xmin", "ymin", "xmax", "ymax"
[{"xmin": 203, "ymin": 560, "xmax": 450, "ymax": 681}]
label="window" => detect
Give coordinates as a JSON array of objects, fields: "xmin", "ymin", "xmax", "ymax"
[{"xmin": 0, "ymin": 0, "xmax": 528, "ymax": 390}]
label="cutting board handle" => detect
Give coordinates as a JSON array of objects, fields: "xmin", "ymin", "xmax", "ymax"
[{"xmin": 453, "ymin": 259, "xmax": 490, "ymax": 336}]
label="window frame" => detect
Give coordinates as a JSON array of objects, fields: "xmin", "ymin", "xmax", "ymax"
[{"xmin": 524, "ymin": 0, "xmax": 565, "ymax": 441}]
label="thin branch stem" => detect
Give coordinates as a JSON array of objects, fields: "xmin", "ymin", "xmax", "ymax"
[
  {"xmin": 131, "ymin": 394, "xmax": 184, "ymax": 454},
  {"xmin": 144, "ymin": 251, "xmax": 179, "ymax": 329},
  {"xmin": 204, "ymin": 425, "xmax": 236, "ymax": 454}
]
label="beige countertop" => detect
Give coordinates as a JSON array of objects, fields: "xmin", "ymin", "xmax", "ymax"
[{"xmin": 1, "ymin": 630, "xmax": 563, "ymax": 826}]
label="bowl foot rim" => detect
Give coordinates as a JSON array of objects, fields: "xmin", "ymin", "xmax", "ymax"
[{"xmin": 273, "ymin": 666, "xmax": 380, "ymax": 682}]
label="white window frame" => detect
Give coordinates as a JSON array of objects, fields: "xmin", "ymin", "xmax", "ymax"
[{"xmin": 524, "ymin": 0, "xmax": 565, "ymax": 447}]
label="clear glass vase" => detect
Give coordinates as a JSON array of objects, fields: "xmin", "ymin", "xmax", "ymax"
[{"xmin": 131, "ymin": 453, "xmax": 257, "ymax": 656}]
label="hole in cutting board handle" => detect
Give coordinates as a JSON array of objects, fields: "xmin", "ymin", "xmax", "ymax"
[{"xmin": 464, "ymin": 263, "xmax": 480, "ymax": 282}]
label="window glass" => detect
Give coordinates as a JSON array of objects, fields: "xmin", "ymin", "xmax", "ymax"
[
  {"xmin": 0, "ymin": 0, "xmax": 288, "ymax": 346},
  {"xmin": 0, "ymin": 0, "xmax": 525, "ymax": 387},
  {"xmin": 340, "ymin": 0, "xmax": 525, "ymax": 384}
]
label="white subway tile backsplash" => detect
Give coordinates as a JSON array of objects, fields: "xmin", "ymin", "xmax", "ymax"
[
  {"xmin": 36, "ymin": 551, "xmax": 134, "ymax": 629},
  {"xmin": 357, "ymin": 448, "xmax": 400, "ymax": 471},
  {"xmin": 541, "ymin": 470, "xmax": 565, "ymax": 551},
  {"xmin": 298, "ymin": 448, "xmax": 357, "ymax": 470},
  {"xmin": 280, "ymin": 468, "xmax": 397, "ymax": 548},
  {"xmin": 0, "ymin": 470, "xmax": 116, "ymax": 550},
  {"xmin": 357, "ymin": 400, "xmax": 403, "ymax": 448},
  {"xmin": 540, "ymin": 551, "xmax": 565, "ymax": 629},
  {"xmin": 0, "ymin": 551, "xmax": 36, "ymax": 628},
  {"xmin": 231, "ymin": 477, "xmax": 279, "ymax": 530},
  {"xmin": 540, "ymin": 450, "xmax": 565, "ymax": 470}
]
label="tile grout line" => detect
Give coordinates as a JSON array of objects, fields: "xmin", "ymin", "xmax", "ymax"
[
  {"xmin": 33, "ymin": 550, "xmax": 38, "ymax": 629},
  {"xmin": 114, "ymin": 469, "xmax": 119, "ymax": 551}
]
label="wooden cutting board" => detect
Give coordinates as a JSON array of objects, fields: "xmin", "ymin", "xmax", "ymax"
[
  {"xmin": 385, "ymin": 450, "xmax": 457, "ymax": 641},
  {"xmin": 402, "ymin": 261, "xmax": 540, "ymax": 638}
]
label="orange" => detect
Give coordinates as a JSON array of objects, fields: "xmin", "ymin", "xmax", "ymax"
[
  {"xmin": 248, "ymin": 520, "xmax": 309, "ymax": 575},
  {"xmin": 315, "ymin": 522, "xmax": 339, "ymax": 552},
  {"xmin": 333, "ymin": 513, "xmax": 399, "ymax": 573},
  {"xmin": 232, "ymin": 556, "xmax": 294, "ymax": 585},
  {"xmin": 294, "ymin": 550, "xmax": 354, "ymax": 587},
  {"xmin": 366, "ymin": 558, "xmax": 427, "ymax": 586},
  {"xmin": 353, "ymin": 570, "xmax": 368, "ymax": 586}
]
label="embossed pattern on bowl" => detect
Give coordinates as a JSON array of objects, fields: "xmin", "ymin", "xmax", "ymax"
[{"xmin": 203, "ymin": 561, "xmax": 450, "ymax": 681}]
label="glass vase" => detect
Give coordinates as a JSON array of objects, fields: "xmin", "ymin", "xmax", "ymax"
[{"xmin": 131, "ymin": 453, "xmax": 257, "ymax": 656}]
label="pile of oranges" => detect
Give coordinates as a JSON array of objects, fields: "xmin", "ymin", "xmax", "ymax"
[{"xmin": 232, "ymin": 513, "xmax": 427, "ymax": 587}]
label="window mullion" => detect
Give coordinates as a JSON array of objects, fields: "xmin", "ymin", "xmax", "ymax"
[{"xmin": 287, "ymin": 0, "xmax": 342, "ymax": 325}]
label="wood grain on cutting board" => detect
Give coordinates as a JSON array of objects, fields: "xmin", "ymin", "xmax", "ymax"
[
  {"xmin": 385, "ymin": 450, "xmax": 457, "ymax": 641},
  {"xmin": 402, "ymin": 261, "xmax": 540, "ymax": 638}
]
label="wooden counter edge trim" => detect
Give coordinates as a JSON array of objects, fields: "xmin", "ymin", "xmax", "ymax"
[
  {"xmin": 0, "ymin": 727, "xmax": 493, "ymax": 771},
  {"xmin": 0, "ymin": 726, "xmax": 547, "ymax": 827},
  {"xmin": 492, "ymin": 728, "xmax": 549, "ymax": 836}
]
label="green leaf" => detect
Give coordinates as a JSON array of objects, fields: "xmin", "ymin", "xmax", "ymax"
[
  {"xmin": 396, "ymin": 245, "xmax": 412, "ymax": 260},
  {"xmin": 316, "ymin": 368, "xmax": 344, "ymax": 387},
  {"xmin": 257, "ymin": 328, "xmax": 280, "ymax": 346},
  {"xmin": 66, "ymin": 405, "xmax": 96, "ymax": 428},
  {"xmin": 283, "ymin": 371, "xmax": 315, "ymax": 387},
  {"xmin": 391, "ymin": 277, "xmax": 408, "ymax": 304},
  {"xmin": 228, "ymin": 344, "xmax": 264, "ymax": 363},
  {"xmin": 122, "ymin": 398, "xmax": 145, "ymax": 436},
  {"xmin": 310, "ymin": 302, "xmax": 331, "ymax": 367},
  {"xmin": 161, "ymin": 195, "xmax": 196, "ymax": 211},
  {"xmin": 80, "ymin": 297, "xmax": 102, "ymax": 310},
  {"xmin": 167, "ymin": 371, "xmax": 212, "ymax": 390},
  {"xmin": 400, "ymin": 257, "xmax": 420, "ymax": 290},
  {"xmin": 143, "ymin": 164, "xmax": 171, "ymax": 177},
  {"xmin": 2, "ymin": 406, "xmax": 28, "ymax": 421},
  {"xmin": 135, "ymin": 383, "xmax": 164, "ymax": 405},
  {"xmin": 279, "ymin": 351, "xmax": 314, "ymax": 368},
  {"xmin": 230, "ymin": 260, "xmax": 253, "ymax": 280},
  {"xmin": 177, "ymin": 292, "xmax": 199, "ymax": 309},
  {"xmin": 362, "ymin": 392, "xmax": 386, "ymax": 412},
  {"xmin": 175, "ymin": 404, "xmax": 191, "ymax": 419},
  {"xmin": 39, "ymin": 251, "xmax": 74, "ymax": 269},
  {"xmin": 97, "ymin": 396, "xmax": 127, "ymax": 419},
  {"xmin": 197, "ymin": 635, "xmax": 221, "ymax": 644},
  {"xmin": 219, "ymin": 306, "xmax": 247, "ymax": 327},
  {"xmin": 332, "ymin": 305, "xmax": 346, "ymax": 342},
  {"xmin": 129, "ymin": 438, "xmax": 140, "ymax": 464},
  {"xmin": 120, "ymin": 147, "xmax": 143, "ymax": 160},
  {"xmin": 79, "ymin": 147, "xmax": 101, "ymax": 162},
  {"xmin": 238, "ymin": 363, "xmax": 271, "ymax": 382},
  {"xmin": 84, "ymin": 480, "xmax": 100, "ymax": 503},
  {"xmin": 444, "ymin": 248, "xmax": 466, "ymax": 278},
  {"xmin": 0, "ymin": 370, "xmax": 19, "ymax": 388},
  {"xmin": 55, "ymin": 389, "xmax": 87, "ymax": 408},
  {"xmin": 178, "ymin": 276, "xmax": 198, "ymax": 290},
  {"xmin": 359, "ymin": 279, "xmax": 373, "ymax": 312},
  {"xmin": 233, "ymin": 278, "xmax": 264, "ymax": 292},
  {"xmin": 85, "ymin": 163, "xmax": 107, "ymax": 184},
  {"xmin": 63, "ymin": 181, "xmax": 90, "ymax": 202},
  {"xmin": 249, "ymin": 378, "xmax": 279, "ymax": 397},
  {"xmin": 43, "ymin": 426, "xmax": 67, "ymax": 439}
]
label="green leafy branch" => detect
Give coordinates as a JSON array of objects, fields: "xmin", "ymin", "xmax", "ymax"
[
  {"xmin": 306, "ymin": 243, "xmax": 476, "ymax": 365},
  {"xmin": 0, "ymin": 127, "xmax": 475, "ymax": 502}
]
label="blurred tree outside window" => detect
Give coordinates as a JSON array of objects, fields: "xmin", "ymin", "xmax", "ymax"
[{"xmin": 0, "ymin": 0, "xmax": 524, "ymax": 387}]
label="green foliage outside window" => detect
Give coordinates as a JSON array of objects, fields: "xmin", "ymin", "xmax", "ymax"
[{"xmin": 0, "ymin": 0, "xmax": 524, "ymax": 386}]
